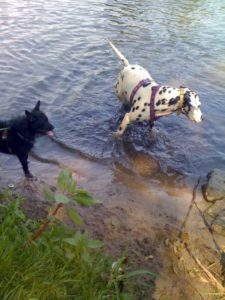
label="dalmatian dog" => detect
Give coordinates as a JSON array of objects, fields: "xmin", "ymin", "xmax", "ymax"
[{"xmin": 109, "ymin": 41, "xmax": 203, "ymax": 136}]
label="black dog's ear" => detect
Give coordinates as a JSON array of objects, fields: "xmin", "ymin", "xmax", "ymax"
[
  {"xmin": 25, "ymin": 110, "xmax": 33, "ymax": 121},
  {"xmin": 34, "ymin": 100, "xmax": 41, "ymax": 111}
]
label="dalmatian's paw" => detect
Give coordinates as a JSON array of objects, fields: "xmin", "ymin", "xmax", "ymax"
[{"xmin": 113, "ymin": 131, "xmax": 123, "ymax": 138}]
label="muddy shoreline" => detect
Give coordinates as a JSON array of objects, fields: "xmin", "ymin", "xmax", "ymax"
[{"xmin": 0, "ymin": 146, "xmax": 225, "ymax": 300}]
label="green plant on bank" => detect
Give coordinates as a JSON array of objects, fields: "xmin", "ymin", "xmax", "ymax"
[
  {"xmin": 44, "ymin": 169, "xmax": 98, "ymax": 226},
  {"xmin": 0, "ymin": 170, "xmax": 155, "ymax": 300}
]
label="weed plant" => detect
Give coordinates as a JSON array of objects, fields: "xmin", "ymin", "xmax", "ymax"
[{"xmin": 0, "ymin": 171, "xmax": 154, "ymax": 300}]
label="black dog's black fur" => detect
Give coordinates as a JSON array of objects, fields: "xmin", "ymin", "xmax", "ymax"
[{"xmin": 0, "ymin": 101, "xmax": 54, "ymax": 178}]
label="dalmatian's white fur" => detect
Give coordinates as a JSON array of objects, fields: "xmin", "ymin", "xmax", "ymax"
[{"xmin": 109, "ymin": 41, "xmax": 203, "ymax": 136}]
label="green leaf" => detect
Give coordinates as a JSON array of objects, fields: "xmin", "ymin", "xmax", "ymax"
[
  {"xmin": 54, "ymin": 194, "xmax": 70, "ymax": 204},
  {"xmin": 48, "ymin": 215, "xmax": 58, "ymax": 223},
  {"xmin": 81, "ymin": 252, "xmax": 92, "ymax": 266},
  {"xmin": 15, "ymin": 210, "xmax": 26, "ymax": 221},
  {"xmin": 66, "ymin": 178, "xmax": 77, "ymax": 194},
  {"xmin": 75, "ymin": 189, "xmax": 97, "ymax": 206},
  {"xmin": 57, "ymin": 169, "xmax": 78, "ymax": 194},
  {"xmin": 43, "ymin": 186, "xmax": 55, "ymax": 201},
  {"xmin": 63, "ymin": 231, "xmax": 82, "ymax": 246},
  {"xmin": 68, "ymin": 208, "xmax": 83, "ymax": 225},
  {"xmin": 57, "ymin": 169, "xmax": 72, "ymax": 192},
  {"xmin": 65, "ymin": 250, "xmax": 75, "ymax": 260},
  {"xmin": 118, "ymin": 269, "xmax": 156, "ymax": 280},
  {"xmin": 64, "ymin": 237, "xmax": 79, "ymax": 246},
  {"xmin": 86, "ymin": 239, "xmax": 104, "ymax": 249}
]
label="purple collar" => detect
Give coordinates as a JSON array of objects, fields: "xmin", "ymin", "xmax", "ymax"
[
  {"xmin": 129, "ymin": 78, "xmax": 151, "ymax": 106},
  {"xmin": 150, "ymin": 85, "xmax": 161, "ymax": 124}
]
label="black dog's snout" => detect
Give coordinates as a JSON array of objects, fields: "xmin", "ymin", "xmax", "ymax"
[{"xmin": 47, "ymin": 123, "xmax": 54, "ymax": 131}]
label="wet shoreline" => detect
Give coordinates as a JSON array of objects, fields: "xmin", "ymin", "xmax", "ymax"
[{"xmin": 0, "ymin": 142, "xmax": 224, "ymax": 299}]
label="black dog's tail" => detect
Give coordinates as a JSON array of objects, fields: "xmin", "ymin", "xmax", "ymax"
[{"xmin": 108, "ymin": 41, "xmax": 129, "ymax": 66}]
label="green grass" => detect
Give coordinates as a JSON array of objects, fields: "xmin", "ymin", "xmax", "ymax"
[{"xmin": 0, "ymin": 190, "xmax": 154, "ymax": 300}]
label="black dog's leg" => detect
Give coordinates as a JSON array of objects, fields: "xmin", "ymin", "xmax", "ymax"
[{"xmin": 17, "ymin": 153, "xmax": 33, "ymax": 178}]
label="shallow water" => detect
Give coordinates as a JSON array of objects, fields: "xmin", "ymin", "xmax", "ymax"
[{"xmin": 0, "ymin": 0, "xmax": 225, "ymax": 177}]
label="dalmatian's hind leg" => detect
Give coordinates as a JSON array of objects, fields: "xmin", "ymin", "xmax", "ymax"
[{"xmin": 115, "ymin": 113, "xmax": 130, "ymax": 136}]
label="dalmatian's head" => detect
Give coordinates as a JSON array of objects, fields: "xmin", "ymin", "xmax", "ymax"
[{"xmin": 182, "ymin": 92, "xmax": 203, "ymax": 123}]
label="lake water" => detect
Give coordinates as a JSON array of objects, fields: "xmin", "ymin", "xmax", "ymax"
[{"xmin": 0, "ymin": 0, "xmax": 225, "ymax": 178}]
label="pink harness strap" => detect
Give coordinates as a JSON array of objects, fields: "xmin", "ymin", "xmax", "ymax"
[
  {"xmin": 129, "ymin": 79, "xmax": 162, "ymax": 126},
  {"xmin": 129, "ymin": 78, "xmax": 151, "ymax": 106},
  {"xmin": 150, "ymin": 85, "xmax": 161, "ymax": 124}
]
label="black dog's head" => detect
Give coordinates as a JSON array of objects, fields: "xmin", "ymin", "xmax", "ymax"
[{"xmin": 25, "ymin": 101, "xmax": 54, "ymax": 137}]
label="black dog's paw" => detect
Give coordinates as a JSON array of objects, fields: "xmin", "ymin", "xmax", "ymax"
[{"xmin": 25, "ymin": 172, "xmax": 35, "ymax": 180}]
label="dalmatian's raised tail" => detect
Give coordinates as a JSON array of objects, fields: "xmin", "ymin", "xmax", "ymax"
[{"xmin": 108, "ymin": 41, "xmax": 129, "ymax": 66}]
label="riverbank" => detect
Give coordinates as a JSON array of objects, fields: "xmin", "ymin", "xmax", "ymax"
[{"xmin": 1, "ymin": 147, "xmax": 225, "ymax": 299}]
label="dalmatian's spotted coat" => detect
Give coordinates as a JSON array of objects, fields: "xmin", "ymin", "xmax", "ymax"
[{"xmin": 109, "ymin": 41, "xmax": 203, "ymax": 136}]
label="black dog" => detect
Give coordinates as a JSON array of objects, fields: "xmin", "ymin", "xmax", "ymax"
[{"xmin": 0, "ymin": 101, "xmax": 54, "ymax": 178}]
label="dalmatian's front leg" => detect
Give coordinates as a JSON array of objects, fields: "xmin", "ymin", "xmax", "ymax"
[{"xmin": 115, "ymin": 113, "xmax": 131, "ymax": 136}]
